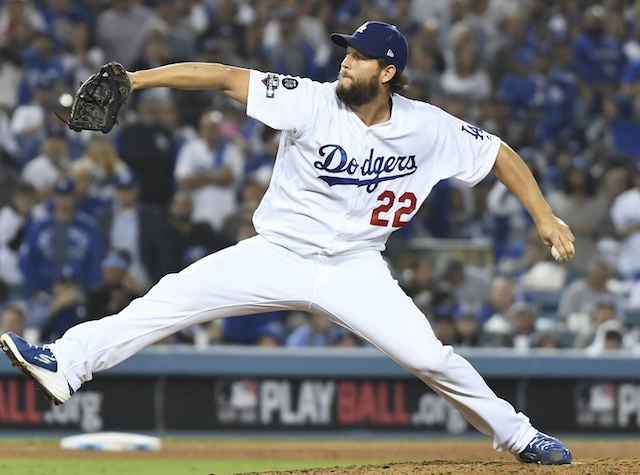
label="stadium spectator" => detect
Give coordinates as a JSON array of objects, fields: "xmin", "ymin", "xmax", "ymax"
[
  {"xmin": 478, "ymin": 275, "xmax": 517, "ymax": 325},
  {"xmin": 480, "ymin": 96, "xmax": 525, "ymax": 151},
  {"xmin": 38, "ymin": 0, "xmax": 94, "ymax": 46},
  {"xmin": 174, "ymin": 109, "xmax": 244, "ymax": 232},
  {"xmin": 0, "ymin": 180, "xmax": 36, "ymax": 293},
  {"xmin": 0, "ymin": 301, "xmax": 27, "ymax": 336},
  {"xmin": 406, "ymin": 18, "xmax": 445, "ymax": 101},
  {"xmin": 130, "ymin": 26, "xmax": 177, "ymax": 73},
  {"xmin": 486, "ymin": 168, "xmax": 535, "ymax": 264},
  {"xmin": 19, "ymin": 177, "xmax": 103, "ymax": 297},
  {"xmin": 8, "ymin": 75, "xmax": 53, "ymax": 169},
  {"xmin": 167, "ymin": 189, "xmax": 230, "ymax": 273},
  {"xmin": 20, "ymin": 123, "xmax": 69, "ymax": 205},
  {"xmin": 572, "ymin": 298, "xmax": 621, "ymax": 349},
  {"xmin": 17, "ymin": 29, "xmax": 65, "ymax": 106},
  {"xmin": 572, "ymin": 5, "xmax": 625, "ymax": 91},
  {"xmin": 286, "ymin": 312, "xmax": 360, "ymax": 348},
  {"xmin": 623, "ymin": 16, "xmax": 640, "ymax": 62},
  {"xmin": 514, "ymin": 228, "xmax": 568, "ymax": 292},
  {"xmin": 255, "ymin": 320, "xmax": 288, "ymax": 347},
  {"xmin": 264, "ymin": 8, "xmax": 319, "ymax": 79},
  {"xmin": 585, "ymin": 319, "xmax": 629, "ymax": 355},
  {"xmin": 79, "ymin": 134, "xmax": 130, "ymax": 200},
  {"xmin": 95, "ymin": 171, "xmax": 170, "ymax": 294},
  {"xmin": 118, "ymin": 88, "xmax": 176, "ymax": 209},
  {"xmin": 141, "ymin": 0, "xmax": 196, "ymax": 63},
  {"xmin": 220, "ymin": 200, "xmax": 259, "ymax": 247},
  {"xmin": 531, "ymin": 42, "xmax": 579, "ymax": 146},
  {"xmin": 59, "ymin": 19, "xmax": 104, "ymax": 89},
  {"xmin": 0, "ymin": 143, "xmax": 20, "ymax": 209},
  {"xmin": 69, "ymin": 159, "xmax": 110, "ymax": 217},
  {"xmin": 619, "ymin": 57, "xmax": 640, "ymax": 99},
  {"xmin": 440, "ymin": 42, "xmax": 491, "ymax": 101},
  {"xmin": 401, "ymin": 254, "xmax": 437, "ymax": 313},
  {"xmin": 489, "ymin": 11, "xmax": 531, "ymax": 85},
  {"xmin": 222, "ymin": 312, "xmax": 287, "ymax": 346},
  {"xmin": 610, "ymin": 165, "xmax": 640, "ymax": 278},
  {"xmin": 496, "ymin": 49, "xmax": 536, "ymax": 119},
  {"xmin": 0, "ymin": 0, "xmax": 44, "ymax": 45},
  {"xmin": 85, "ymin": 250, "xmax": 138, "ymax": 321},
  {"xmin": 557, "ymin": 257, "xmax": 616, "ymax": 322},
  {"xmin": 546, "ymin": 161, "xmax": 614, "ymax": 274},
  {"xmin": 455, "ymin": 310, "xmax": 484, "ymax": 347},
  {"xmin": 488, "ymin": 301, "xmax": 541, "ymax": 349},
  {"xmin": 28, "ymin": 262, "xmax": 86, "ymax": 342},
  {"xmin": 95, "ymin": 0, "xmax": 152, "ymax": 69},
  {"xmin": 437, "ymin": 258, "xmax": 492, "ymax": 316},
  {"xmin": 431, "ymin": 314, "xmax": 458, "ymax": 346}
]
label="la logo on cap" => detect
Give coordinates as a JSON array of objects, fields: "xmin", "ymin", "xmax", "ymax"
[
  {"xmin": 356, "ymin": 22, "xmax": 369, "ymax": 33},
  {"xmin": 387, "ymin": 49, "xmax": 395, "ymax": 58}
]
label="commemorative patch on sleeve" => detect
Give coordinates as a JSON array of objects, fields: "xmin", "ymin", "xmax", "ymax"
[
  {"xmin": 282, "ymin": 78, "xmax": 298, "ymax": 90},
  {"xmin": 262, "ymin": 73, "xmax": 279, "ymax": 98}
]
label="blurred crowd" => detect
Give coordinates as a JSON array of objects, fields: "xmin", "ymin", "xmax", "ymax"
[{"xmin": 1, "ymin": 0, "xmax": 640, "ymax": 354}]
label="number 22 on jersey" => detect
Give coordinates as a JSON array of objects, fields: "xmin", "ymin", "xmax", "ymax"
[{"xmin": 370, "ymin": 190, "xmax": 417, "ymax": 227}]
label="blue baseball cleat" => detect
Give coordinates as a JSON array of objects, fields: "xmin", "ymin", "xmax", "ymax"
[
  {"xmin": 516, "ymin": 431, "xmax": 572, "ymax": 465},
  {"xmin": 0, "ymin": 332, "xmax": 74, "ymax": 405}
]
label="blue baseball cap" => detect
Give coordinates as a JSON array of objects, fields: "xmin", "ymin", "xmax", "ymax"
[{"xmin": 331, "ymin": 21, "xmax": 409, "ymax": 73}]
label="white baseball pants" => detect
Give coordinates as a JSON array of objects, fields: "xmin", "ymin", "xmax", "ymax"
[{"xmin": 51, "ymin": 235, "xmax": 536, "ymax": 452}]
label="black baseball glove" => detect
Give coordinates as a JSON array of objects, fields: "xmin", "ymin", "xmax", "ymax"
[{"xmin": 67, "ymin": 61, "xmax": 131, "ymax": 134}]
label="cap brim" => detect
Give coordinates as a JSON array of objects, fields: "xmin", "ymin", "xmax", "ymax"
[{"xmin": 330, "ymin": 33, "xmax": 350, "ymax": 48}]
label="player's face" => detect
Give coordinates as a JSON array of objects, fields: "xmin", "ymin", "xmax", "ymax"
[{"xmin": 336, "ymin": 47, "xmax": 383, "ymax": 107}]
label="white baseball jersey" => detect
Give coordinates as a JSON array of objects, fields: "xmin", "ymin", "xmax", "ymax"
[
  {"xmin": 246, "ymin": 70, "xmax": 501, "ymax": 256},
  {"xmin": 49, "ymin": 69, "xmax": 538, "ymax": 456}
]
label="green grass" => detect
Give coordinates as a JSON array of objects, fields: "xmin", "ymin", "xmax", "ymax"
[{"xmin": 0, "ymin": 458, "xmax": 371, "ymax": 475}]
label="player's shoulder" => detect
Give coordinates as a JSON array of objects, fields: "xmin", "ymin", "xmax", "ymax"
[
  {"xmin": 393, "ymin": 94, "xmax": 446, "ymax": 118},
  {"xmin": 392, "ymin": 95, "xmax": 450, "ymax": 133}
]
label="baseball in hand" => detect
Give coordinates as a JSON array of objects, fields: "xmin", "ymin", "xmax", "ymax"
[{"xmin": 551, "ymin": 242, "xmax": 575, "ymax": 262}]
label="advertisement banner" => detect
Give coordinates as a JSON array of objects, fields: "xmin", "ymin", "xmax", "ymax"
[
  {"xmin": 2, "ymin": 375, "xmax": 639, "ymax": 433},
  {"xmin": 519, "ymin": 379, "xmax": 640, "ymax": 433},
  {"xmin": 165, "ymin": 377, "xmax": 472, "ymax": 432},
  {"xmin": 0, "ymin": 377, "xmax": 156, "ymax": 431}
]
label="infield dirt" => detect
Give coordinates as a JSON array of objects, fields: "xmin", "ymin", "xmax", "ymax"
[{"xmin": 0, "ymin": 438, "xmax": 637, "ymax": 474}]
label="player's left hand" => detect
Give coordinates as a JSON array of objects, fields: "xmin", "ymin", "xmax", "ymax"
[{"xmin": 536, "ymin": 215, "xmax": 576, "ymax": 261}]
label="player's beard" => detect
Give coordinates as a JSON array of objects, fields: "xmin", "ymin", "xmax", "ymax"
[{"xmin": 336, "ymin": 74, "xmax": 380, "ymax": 107}]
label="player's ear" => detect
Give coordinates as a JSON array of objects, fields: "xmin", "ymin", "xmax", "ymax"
[{"xmin": 380, "ymin": 64, "xmax": 396, "ymax": 85}]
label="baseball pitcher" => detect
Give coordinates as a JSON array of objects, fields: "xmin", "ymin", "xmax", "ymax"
[{"xmin": 2, "ymin": 21, "xmax": 575, "ymax": 465}]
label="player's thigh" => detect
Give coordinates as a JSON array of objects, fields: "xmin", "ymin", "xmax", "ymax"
[
  {"xmin": 127, "ymin": 235, "xmax": 314, "ymax": 320},
  {"xmin": 313, "ymin": 253, "xmax": 443, "ymax": 369}
]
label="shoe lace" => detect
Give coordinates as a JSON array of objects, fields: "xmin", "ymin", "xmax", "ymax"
[{"xmin": 528, "ymin": 434, "xmax": 561, "ymax": 451}]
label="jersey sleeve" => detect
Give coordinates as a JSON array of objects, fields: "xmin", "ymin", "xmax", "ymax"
[
  {"xmin": 246, "ymin": 70, "xmax": 315, "ymax": 135},
  {"xmin": 437, "ymin": 109, "xmax": 502, "ymax": 187}
]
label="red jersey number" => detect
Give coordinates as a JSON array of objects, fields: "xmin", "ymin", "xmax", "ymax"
[{"xmin": 370, "ymin": 191, "xmax": 417, "ymax": 228}]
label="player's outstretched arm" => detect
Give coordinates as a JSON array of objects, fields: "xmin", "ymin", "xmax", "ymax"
[
  {"xmin": 127, "ymin": 62, "xmax": 250, "ymax": 105},
  {"xmin": 492, "ymin": 141, "xmax": 576, "ymax": 260}
]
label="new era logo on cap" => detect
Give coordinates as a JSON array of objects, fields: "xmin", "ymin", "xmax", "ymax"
[{"xmin": 330, "ymin": 21, "xmax": 409, "ymax": 72}]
